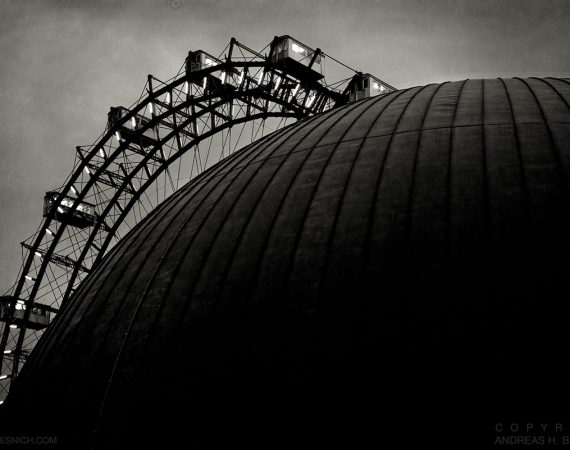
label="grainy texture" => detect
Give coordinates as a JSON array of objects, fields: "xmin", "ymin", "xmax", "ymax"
[{"xmin": 4, "ymin": 78, "xmax": 570, "ymax": 448}]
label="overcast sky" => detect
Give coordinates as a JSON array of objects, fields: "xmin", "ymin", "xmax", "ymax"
[{"xmin": 1, "ymin": 0, "xmax": 569, "ymax": 293}]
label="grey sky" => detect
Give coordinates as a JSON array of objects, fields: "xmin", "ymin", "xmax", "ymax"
[{"xmin": 1, "ymin": 0, "xmax": 569, "ymax": 292}]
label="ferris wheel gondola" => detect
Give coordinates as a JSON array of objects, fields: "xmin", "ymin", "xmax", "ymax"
[{"xmin": 0, "ymin": 35, "xmax": 396, "ymax": 402}]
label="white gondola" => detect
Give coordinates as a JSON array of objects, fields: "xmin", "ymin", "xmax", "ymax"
[
  {"xmin": 348, "ymin": 73, "xmax": 391, "ymax": 103},
  {"xmin": 185, "ymin": 50, "xmax": 237, "ymax": 92},
  {"xmin": 108, "ymin": 106, "xmax": 157, "ymax": 149},
  {"xmin": 271, "ymin": 35, "xmax": 323, "ymax": 81},
  {"xmin": 0, "ymin": 296, "xmax": 51, "ymax": 331},
  {"xmin": 43, "ymin": 191, "xmax": 97, "ymax": 229}
]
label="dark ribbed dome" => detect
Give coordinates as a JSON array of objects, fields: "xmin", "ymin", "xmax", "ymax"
[{"xmin": 5, "ymin": 78, "xmax": 570, "ymax": 447}]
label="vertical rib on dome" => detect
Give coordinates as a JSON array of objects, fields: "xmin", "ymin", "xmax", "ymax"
[{"xmin": 4, "ymin": 78, "xmax": 570, "ymax": 449}]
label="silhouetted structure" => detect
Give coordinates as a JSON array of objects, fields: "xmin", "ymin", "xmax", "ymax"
[{"xmin": 3, "ymin": 78, "xmax": 570, "ymax": 448}]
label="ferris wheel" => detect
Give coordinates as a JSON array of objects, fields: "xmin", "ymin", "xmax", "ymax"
[{"xmin": 0, "ymin": 35, "xmax": 396, "ymax": 402}]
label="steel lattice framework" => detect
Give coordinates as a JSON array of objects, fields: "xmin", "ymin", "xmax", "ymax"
[{"xmin": 0, "ymin": 35, "xmax": 395, "ymax": 401}]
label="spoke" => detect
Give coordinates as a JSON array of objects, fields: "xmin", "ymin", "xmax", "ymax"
[{"xmin": 0, "ymin": 35, "xmax": 396, "ymax": 400}]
